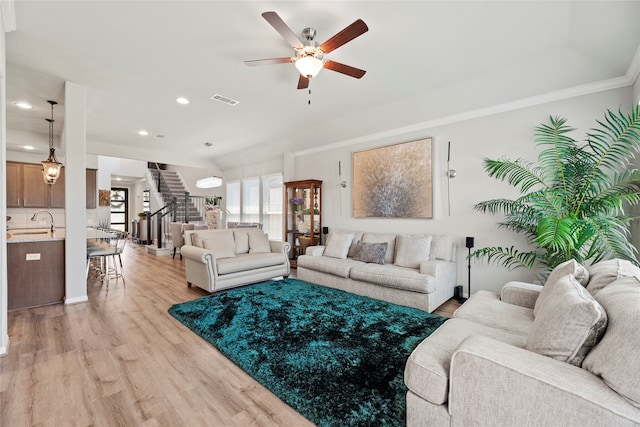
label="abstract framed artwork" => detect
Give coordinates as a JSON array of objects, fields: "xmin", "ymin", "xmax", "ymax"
[{"xmin": 352, "ymin": 138, "xmax": 432, "ymax": 218}]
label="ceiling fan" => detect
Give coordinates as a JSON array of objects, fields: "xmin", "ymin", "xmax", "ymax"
[{"xmin": 244, "ymin": 11, "xmax": 368, "ymax": 89}]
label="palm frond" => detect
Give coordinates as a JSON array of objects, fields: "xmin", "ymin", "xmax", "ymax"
[
  {"xmin": 475, "ymin": 107, "xmax": 640, "ymax": 277},
  {"xmin": 469, "ymin": 246, "xmax": 541, "ymax": 277},
  {"xmin": 482, "ymin": 158, "xmax": 547, "ymax": 193}
]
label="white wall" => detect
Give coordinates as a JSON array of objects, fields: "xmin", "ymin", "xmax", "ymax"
[
  {"xmin": 293, "ymin": 87, "xmax": 633, "ymax": 294},
  {"xmin": 0, "ymin": 2, "xmax": 11, "ymax": 356}
]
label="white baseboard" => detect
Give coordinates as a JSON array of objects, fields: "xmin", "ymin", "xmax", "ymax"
[
  {"xmin": 65, "ymin": 295, "xmax": 89, "ymax": 305},
  {"xmin": 145, "ymin": 245, "xmax": 172, "ymax": 256},
  {"xmin": 0, "ymin": 334, "xmax": 9, "ymax": 357}
]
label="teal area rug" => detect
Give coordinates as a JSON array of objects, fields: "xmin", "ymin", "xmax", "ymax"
[{"xmin": 168, "ymin": 279, "xmax": 446, "ymax": 427}]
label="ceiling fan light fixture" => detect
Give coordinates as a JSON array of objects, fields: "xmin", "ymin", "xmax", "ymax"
[
  {"xmin": 295, "ymin": 56, "xmax": 323, "ymax": 78},
  {"xmin": 196, "ymin": 176, "xmax": 223, "ymax": 188}
]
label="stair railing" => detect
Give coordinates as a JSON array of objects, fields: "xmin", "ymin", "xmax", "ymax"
[
  {"xmin": 144, "ymin": 197, "xmax": 177, "ymax": 248},
  {"xmin": 150, "ymin": 162, "xmax": 175, "ymax": 201}
]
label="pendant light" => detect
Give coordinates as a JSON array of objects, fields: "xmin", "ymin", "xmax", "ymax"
[
  {"xmin": 41, "ymin": 100, "xmax": 63, "ymax": 185},
  {"xmin": 196, "ymin": 142, "xmax": 222, "ymax": 188}
]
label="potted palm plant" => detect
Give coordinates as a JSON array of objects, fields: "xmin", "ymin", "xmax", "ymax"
[{"xmin": 472, "ymin": 105, "xmax": 640, "ymax": 282}]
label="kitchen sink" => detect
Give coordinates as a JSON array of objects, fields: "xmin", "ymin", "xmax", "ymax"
[{"xmin": 11, "ymin": 230, "xmax": 51, "ymax": 235}]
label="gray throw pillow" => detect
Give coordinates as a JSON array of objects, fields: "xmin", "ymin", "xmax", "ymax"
[
  {"xmin": 352, "ymin": 242, "xmax": 387, "ymax": 264},
  {"xmin": 526, "ymin": 273, "xmax": 607, "ymax": 367}
]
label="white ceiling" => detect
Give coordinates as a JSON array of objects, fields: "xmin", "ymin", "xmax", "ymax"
[{"xmin": 5, "ymin": 1, "xmax": 640, "ymax": 171}]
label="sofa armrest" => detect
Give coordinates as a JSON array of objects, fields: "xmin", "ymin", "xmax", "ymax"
[
  {"xmin": 500, "ymin": 281, "xmax": 543, "ymax": 309},
  {"xmin": 420, "ymin": 259, "xmax": 456, "ymax": 282},
  {"xmin": 269, "ymin": 240, "xmax": 290, "ymax": 255},
  {"xmin": 305, "ymin": 245, "xmax": 326, "ymax": 256},
  {"xmin": 181, "ymin": 245, "xmax": 215, "ymax": 264},
  {"xmin": 449, "ymin": 335, "xmax": 640, "ymax": 426}
]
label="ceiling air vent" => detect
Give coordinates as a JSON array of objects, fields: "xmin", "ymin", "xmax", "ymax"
[{"xmin": 210, "ymin": 93, "xmax": 239, "ymax": 106}]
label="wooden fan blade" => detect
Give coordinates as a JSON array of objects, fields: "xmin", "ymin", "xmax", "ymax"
[
  {"xmin": 244, "ymin": 57, "xmax": 294, "ymax": 67},
  {"xmin": 319, "ymin": 19, "xmax": 368, "ymax": 53},
  {"xmin": 297, "ymin": 74, "xmax": 310, "ymax": 90},
  {"xmin": 262, "ymin": 11, "xmax": 304, "ymax": 49},
  {"xmin": 324, "ymin": 60, "xmax": 366, "ymax": 79}
]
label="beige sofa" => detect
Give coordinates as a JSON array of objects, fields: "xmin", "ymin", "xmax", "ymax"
[
  {"xmin": 181, "ymin": 229, "xmax": 290, "ymax": 292},
  {"xmin": 405, "ymin": 258, "xmax": 640, "ymax": 426},
  {"xmin": 296, "ymin": 229, "xmax": 457, "ymax": 312}
]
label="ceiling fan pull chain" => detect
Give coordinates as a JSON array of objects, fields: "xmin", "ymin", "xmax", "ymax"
[{"xmin": 308, "ymin": 89, "xmax": 311, "ymax": 105}]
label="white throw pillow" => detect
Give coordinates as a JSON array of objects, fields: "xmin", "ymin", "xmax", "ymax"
[
  {"xmin": 233, "ymin": 230, "xmax": 261, "ymax": 254},
  {"xmin": 534, "ymin": 259, "xmax": 589, "ymax": 317},
  {"xmin": 430, "ymin": 235, "xmax": 453, "ymax": 261},
  {"xmin": 248, "ymin": 232, "xmax": 271, "ymax": 254},
  {"xmin": 324, "ymin": 232, "xmax": 354, "ymax": 259},
  {"xmin": 394, "ymin": 234, "xmax": 433, "ymax": 268},
  {"xmin": 202, "ymin": 231, "xmax": 236, "ymax": 259},
  {"xmin": 583, "ymin": 277, "xmax": 640, "ymax": 408},
  {"xmin": 586, "ymin": 259, "xmax": 640, "ymax": 295},
  {"xmin": 526, "ymin": 274, "xmax": 607, "ymax": 367}
]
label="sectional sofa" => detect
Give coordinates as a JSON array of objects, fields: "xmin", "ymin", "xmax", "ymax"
[
  {"xmin": 405, "ymin": 258, "xmax": 640, "ymax": 426},
  {"xmin": 296, "ymin": 228, "xmax": 457, "ymax": 312},
  {"xmin": 181, "ymin": 228, "xmax": 290, "ymax": 292}
]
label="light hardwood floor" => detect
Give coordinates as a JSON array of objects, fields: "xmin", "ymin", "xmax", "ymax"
[{"xmin": 1, "ymin": 242, "xmax": 460, "ymax": 426}]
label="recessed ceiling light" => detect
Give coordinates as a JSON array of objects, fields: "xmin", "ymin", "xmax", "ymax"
[
  {"xmin": 23, "ymin": 145, "xmax": 35, "ymax": 150},
  {"xmin": 138, "ymin": 130, "xmax": 149, "ymax": 136},
  {"xmin": 16, "ymin": 102, "xmax": 33, "ymax": 109},
  {"xmin": 176, "ymin": 97, "xmax": 190, "ymax": 105}
]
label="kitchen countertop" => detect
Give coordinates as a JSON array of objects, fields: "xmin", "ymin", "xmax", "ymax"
[
  {"xmin": 7, "ymin": 228, "xmax": 65, "ymax": 242},
  {"xmin": 7, "ymin": 227, "xmax": 121, "ymax": 243}
]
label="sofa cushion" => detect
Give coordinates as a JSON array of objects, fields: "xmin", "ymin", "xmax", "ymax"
[
  {"xmin": 534, "ymin": 259, "xmax": 589, "ymax": 317},
  {"xmin": 232, "ymin": 229, "xmax": 262, "ymax": 254},
  {"xmin": 323, "ymin": 232, "xmax": 354, "ymax": 259},
  {"xmin": 394, "ymin": 234, "xmax": 433, "ymax": 268},
  {"xmin": 405, "ymin": 318, "xmax": 526, "ymax": 405},
  {"xmin": 453, "ymin": 290, "xmax": 533, "ymax": 337},
  {"xmin": 327, "ymin": 229, "xmax": 364, "ymax": 258},
  {"xmin": 297, "ymin": 254, "xmax": 364, "ymax": 278},
  {"xmin": 362, "ymin": 232, "xmax": 396, "ymax": 264},
  {"xmin": 430, "ymin": 235, "xmax": 454, "ymax": 261},
  {"xmin": 526, "ymin": 274, "xmax": 607, "ymax": 367},
  {"xmin": 248, "ymin": 232, "xmax": 271, "ymax": 254},
  {"xmin": 351, "ymin": 242, "xmax": 387, "ymax": 264},
  {"xmin": 586, "ymin": 258, "xmax": 640, "ymax": 295},
  {"xmin": 583, "ymin": 276, "xmax": 640, "ymax": 408},
  {"xmin": 202, "ymin": 231, "xmax": 236, "ymax": 259},
  {"xmin": 350, "ymin": 263, "xmax": 435, "ymax": 293},
  {"xmin": 216, "ymin": 253, "xmax": 285, "ymax": 275}
]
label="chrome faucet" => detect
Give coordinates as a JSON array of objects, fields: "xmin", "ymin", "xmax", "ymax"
[{"xmin": 31, "ymin": 210, "xmax": 55, "ymax": 232}]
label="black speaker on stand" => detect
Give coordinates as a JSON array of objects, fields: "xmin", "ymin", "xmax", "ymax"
[{"xmin": 464, "ymin": 237, "xmax": 475, "ymax": 302}]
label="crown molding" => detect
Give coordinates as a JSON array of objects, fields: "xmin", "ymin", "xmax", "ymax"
[
  {"xmin": 295, "ymin": 75, "xmax": 635, "ymax": 157},
  {"xmin": 0, "ymin": 0, "xmax": 16, "ymax": 32},
  {"xmin": 627, "ymin": 43, "xmax": 640, "ymax": 87}
]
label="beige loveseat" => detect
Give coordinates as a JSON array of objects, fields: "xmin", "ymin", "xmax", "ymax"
[
  {"xmin": 181, "ymin": 229, "xmax": 290, "ymax": 292},
  {"xmin": 405, "ymin": 259, "xmax": 640, "ymax": 426},
  {"xmin": 296, "ymin": 229, "xmax": 457, "ymax": 313}
]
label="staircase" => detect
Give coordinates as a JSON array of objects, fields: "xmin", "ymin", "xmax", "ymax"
[{"xmin": 149, "ymin": 169, "xmax": 202, "ymax": 223}]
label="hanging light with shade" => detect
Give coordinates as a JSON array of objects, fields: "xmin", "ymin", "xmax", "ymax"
[
  {"xmin": 196, "ymin": 142, "xmax": 223, "ymax": 188},
  {"xmin": 41, "ymin": 100, "xmax": 63, "ymax": 185}
]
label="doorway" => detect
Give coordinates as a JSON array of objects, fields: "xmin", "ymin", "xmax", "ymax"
[{"xmin": 110, "ymin": 188, "xmax": 128, "ymax": 231}]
